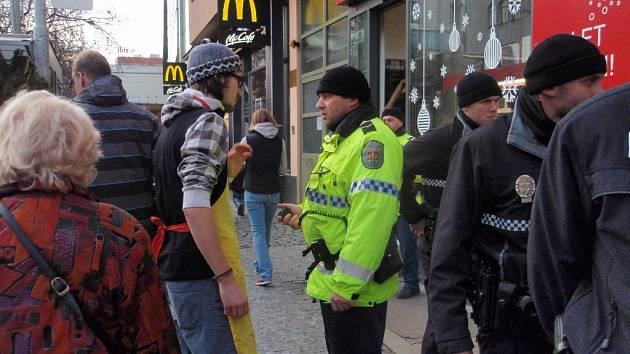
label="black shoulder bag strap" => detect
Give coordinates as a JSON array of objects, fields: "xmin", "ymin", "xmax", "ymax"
[{"xmin": 0, "ymin": 201, "xmax": 118, "ymax": 352}]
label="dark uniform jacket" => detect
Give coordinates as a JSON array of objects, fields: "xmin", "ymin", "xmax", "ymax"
[
  {"xmin": 428, "ymin": 104, "xmax": 549, "ymax": 353},
  {"xmin": 400, "ymin": 112, "xmax": 476, "ymax": 224},
  {"xmin": 528, "ymin": 83, "xmax": 630, "ymax": 353}
]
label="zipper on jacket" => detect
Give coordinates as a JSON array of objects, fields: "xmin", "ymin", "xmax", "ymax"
[
  {"xmin": 597, "ymin": 259, "xmax": 617, "ymax": 352},
  {"xmin": 598, "ymin": 299, "xmax": 617, "ymax": 351}
]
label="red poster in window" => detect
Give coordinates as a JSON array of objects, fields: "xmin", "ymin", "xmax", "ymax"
[{"xmin": 533, "ymin": 1, "xmax": 629, "ymax": 88}]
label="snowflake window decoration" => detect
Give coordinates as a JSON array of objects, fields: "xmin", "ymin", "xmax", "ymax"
[
  {"xmin": 462, "ymin": 13, "xmax": 470, "ymax": 27},
  {"xmin": 477, "ymin": 32, "xmax": 484, "ymax": 41},
  {"xmin": 428, "ymin": 10, "xmax": 433, "ymax": 19},
  {"xmin": 508, "ymin": 0, "xmax": 522, "ymax": 15},
  {"xmin": 428, "ymin": 52, "xmax": 434, "ymax": 61},
  {"xmin": 502, "ymin": 76, "xmax": 519, "ymax": 103},
  {"xmin": 433, "ymin": 95, "xmax": 441, "ymax": 109},
  {"xmin": 465, "ymin": 64, "xmax": 476, "ymax": 75},
  {"xmin": 440, "ymin": 64, "xmax": 448, "ymax": 78},
  {"xmin": 440, "ymin": 23, "xmax": 446, "ymax": 34},
  {"xmin": 412, "ymin": 2, "xmax": 422, "ymax": 21},
  {"xmin": 410, "ymin": 86, "xmax": 419, "ymax": 104},
  {"xmin": 410, "ymin": 60, "xmax": 416, "ymax": 73}
]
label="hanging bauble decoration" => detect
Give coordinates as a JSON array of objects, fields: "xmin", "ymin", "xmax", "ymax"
[
  {"xmin": 484, "ymin": 28, "xmax": 502, "ymax": 69},
  {"xmin": 448, "ymin": 0, "xmax": 460, "ymax": 52},
  {"xmin": 417, "ymin": 99, "xmax": 431, "ymax": 134}
]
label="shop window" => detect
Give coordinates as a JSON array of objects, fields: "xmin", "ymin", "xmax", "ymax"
[
  {"xmin": 302, "ymin": 0, "xmax": 323, "ymax": 33},
  {"xmin": 302, "ymin": 79, "xmax": 321, "ymax": 114},
  {"xmin": 350, "ymin": 12, "xmax": 368, "ymax": 75},
  {"xmin": 406, "ymin": 0, "xmax": 532, "ymax": 136},
  {"xmin": 302, "ymin": 31, "xmax": 324, "ymax": 73},
  {"xmin": 327, "ymin": 0, "xmax": 345, "ymax": 20},
  {"xmin": 250, "ymin": 67, "xmax": 267, "ymax": 111},
  {"xmin": 327, "ymin": 18, "xmax": 349, "ymax": 65},
  {"xmin": 302, "ymin": 116, "xmax": 323, "ymax": 154}
]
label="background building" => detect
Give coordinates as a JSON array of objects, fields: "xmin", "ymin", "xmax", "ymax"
[{"xmin": 112, "ymin": 55, "xmax": 169, "ymax": 116}]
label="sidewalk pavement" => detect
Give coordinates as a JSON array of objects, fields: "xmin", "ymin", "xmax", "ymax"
[{"xmin": 233, "ymin": 205, "xmax": 438, "ymax": 353}]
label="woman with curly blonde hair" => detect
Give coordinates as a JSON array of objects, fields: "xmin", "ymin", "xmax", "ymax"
[{"xmin": 0, "ymin": 91, "xmax": 178, "ymax": 353}]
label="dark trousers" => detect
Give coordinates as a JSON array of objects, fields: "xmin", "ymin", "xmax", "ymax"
[
  {"xmin": 420, "ymin": 318, "xmax": 439, "ymax": 354},
  {"xmin": 478, "ymin": 329, "xmax": 553, "ymax": 354},
  {"xmin": 320, "ymin": 301, "xmax": 388, "ymax": 354}
]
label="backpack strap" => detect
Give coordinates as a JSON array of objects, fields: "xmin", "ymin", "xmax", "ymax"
[{"xmin": 0, "ymin": 200, "xmax": 119, "ymax": 352}]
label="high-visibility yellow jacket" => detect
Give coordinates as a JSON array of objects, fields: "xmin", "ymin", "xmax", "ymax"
[
  {"xmin": 396, "ymin": 130, "xmax": 423, "ymax": 205},
  {"xmin": 300, "ymin": 113, "xmax": 402, "ymax": 306}
]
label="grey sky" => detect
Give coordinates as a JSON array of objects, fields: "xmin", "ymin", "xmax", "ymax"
[{"xmin": 89, "ymin": 0, "xmax": 165, "ymax": 62}]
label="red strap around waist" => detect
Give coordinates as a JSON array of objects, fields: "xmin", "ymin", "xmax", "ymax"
[{"xmin": 150, "ymin": 216, "xmax": 190, "ymax": 263}]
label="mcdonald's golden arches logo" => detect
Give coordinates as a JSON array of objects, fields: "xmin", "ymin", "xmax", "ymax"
[
  {"xmin": 163, "ymin": 63, "xmax": 187, "ymax": 84},
  {"xmin": 218, "ymin": 0, "xmax": 268, "ymax": 29},
  {"xmin": 223, "ymin": 0, "xmax": 257, "ymax": 22}
]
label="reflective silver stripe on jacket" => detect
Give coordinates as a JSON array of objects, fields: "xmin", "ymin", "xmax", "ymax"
[
  {"xmin": 420, "ymin": 178, "xmax": 446, "ymax": 189},
  {"xmin": 316, "ymin": 263, "xmax": 334, "ymax": 276},
  {"xmin": 481, "ymin": 213, "xmax": 529, "ymax": 232},
  {"xmin": 335, "ymin": 258, "xmax": 374, "ymax": 282}
]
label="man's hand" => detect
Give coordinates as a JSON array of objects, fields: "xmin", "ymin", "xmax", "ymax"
[
  {"xmin": 410, "ymin": 218, "xmax": 427, "ymax": 237},
  {"xmin": 277, "ymin": 203, "xmax": 302, "ymax": 230},
  {"xmin": 227, "ymin": 143, "xmax": 253, "ymax": 178},
  {"xmin": 217, "ymin": 273, "xmax": 249, "ymax": 318},
  {"xmin": 330, "ymin": 292, "xmax": 353, "ymax": 312}
]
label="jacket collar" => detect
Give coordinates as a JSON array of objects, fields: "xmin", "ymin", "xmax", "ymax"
[
  {"xmin": 506, "ymin": 98, "xmax": 547, "ymax": 159},
  {"xmin": 74, "ymin": 74, "xmax": 127, "ymax": 107},
  {"xmin": 456, "ymin": 110, "xmax": 476, "ymax": 137},
  {"xmin": 394, "ymin": 126, "xmax": 407, "ymax": 137},
  {"xmin": 332, "ymin": 101, "xmax": 377, "ymax": 138}
]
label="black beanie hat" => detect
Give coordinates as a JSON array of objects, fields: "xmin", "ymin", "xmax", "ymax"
[
  {"xmin": 524, "ymin": 34, "xmax": 606, "ymax": 94},
  {"xmin": 316, "ymin": 66, "xmax": 371, "ymax": 102},
  {"xmin": 382, "ymin": 108, "xmax": 405, "ymax": 126},
  {"xmin": 457, "ymin": 72, "xmax": 502, "ymax": 108}
]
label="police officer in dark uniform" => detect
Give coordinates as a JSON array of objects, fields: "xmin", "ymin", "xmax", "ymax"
[
  {"xmin": 401, "ymin": 72, "xmax": 502, "ymax": 353},
  {"xmin": 427, "ymin": 34, "xmax": 606, "ymax": 354},
  {"xmin": 528, "ymin": 83, "xmax": 630, "ymax": 353}
]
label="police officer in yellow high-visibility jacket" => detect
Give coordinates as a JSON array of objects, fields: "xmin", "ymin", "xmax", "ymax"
[{"xmin": 279, "ymin": 67, "xmax": 402, "ymax": 354}]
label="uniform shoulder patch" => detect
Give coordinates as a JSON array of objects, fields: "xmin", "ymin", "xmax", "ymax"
[
  {"xmin": 362, "ymin": 140, "xmax": 384, "ymax": 169},
  {"xmin": 360, "ymin": 120, "xmax": 377, "ymax": 134}
]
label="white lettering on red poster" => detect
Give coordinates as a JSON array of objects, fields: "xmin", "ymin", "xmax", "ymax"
[{"xmin": 533, "ymin": 1, "xmax": 627, "ymax": 88}]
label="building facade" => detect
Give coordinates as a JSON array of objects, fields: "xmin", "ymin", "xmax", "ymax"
[{"xmin": 188, "ymin": 0, "xmax": 627, "ymax": 201}]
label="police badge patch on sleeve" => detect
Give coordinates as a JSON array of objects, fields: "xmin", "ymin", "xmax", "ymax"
[{"xmin": 362, "ymin": 140, "xmax": 384, "ymax": 169}]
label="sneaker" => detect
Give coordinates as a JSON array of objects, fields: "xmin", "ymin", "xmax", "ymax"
[
  {"xmin": 255, "ymin": 278, "xmax": 272, "ymax": 286},
  {"xmin": 396, "ymin": 287, "xmax": 420, "ymax": 299},
  {"xmin": 237, "ymin": 204, "xmax": 245, "ymax": 216}
]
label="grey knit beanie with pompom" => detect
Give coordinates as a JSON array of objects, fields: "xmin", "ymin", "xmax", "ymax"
[{"xmin": 186, "ymin": 39, "xmax": 242, "ymax": 85}]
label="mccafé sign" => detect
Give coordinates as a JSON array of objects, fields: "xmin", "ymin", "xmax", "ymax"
[
  {"xmin": 225, "ymin": 31, "xmax": 256, "ymax": 47},
  {"xmin": 163, "ymin": 62, "xmax": 187, "ymax": 95},
  {"xmin": 219, "ymin": 28, "xmax": 267, "ymax": 49},
  {"xmin": 219, "ymin": 0, "xmax": 269, "ymax": 29}
]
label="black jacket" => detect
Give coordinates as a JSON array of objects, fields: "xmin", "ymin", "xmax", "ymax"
[
  {"xmin": 243, "ymin": 128, "xmax": 282, "ymax": 194},
  {"xmin": 153, "ymin": 107, "xmax": 227, "ymax": 280},
  {"xmin": 428, "ymin": 104, "xmax": 549, "ymax": 353},
  {"xmin": 75, "ymin": 75, "xmax": 159, "ymax": 228},
  {"xmin": 528, "ymin": 84, "xmax": 630, "ymax": 353},
  {"xmin": 400, "ymin": 112, "xmax": 476, "ymax": 224}
]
